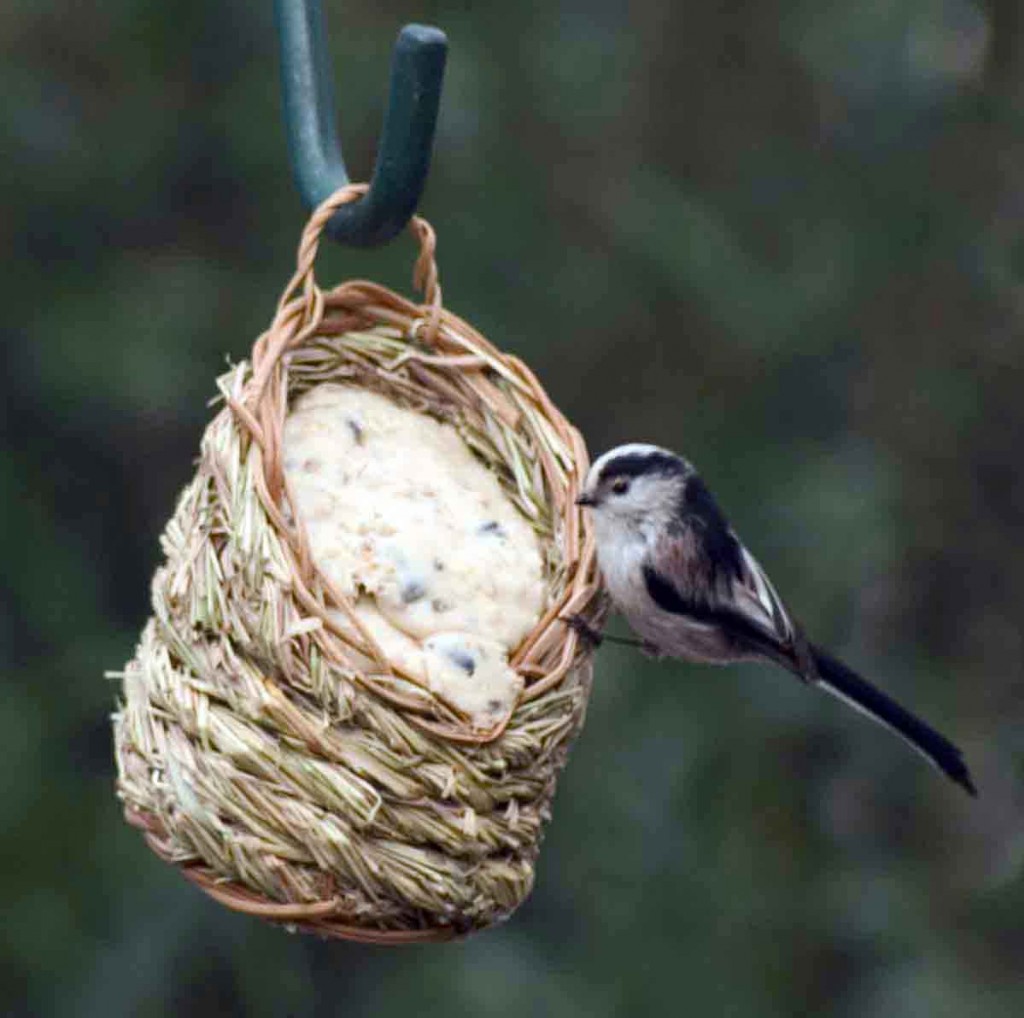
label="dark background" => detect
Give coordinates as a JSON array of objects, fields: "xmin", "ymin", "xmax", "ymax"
[{"xmin": 4, "ymin": 1, "xmax": 1024, "ymax": 1014}]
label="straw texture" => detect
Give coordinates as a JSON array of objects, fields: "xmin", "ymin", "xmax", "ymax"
[{"xmin": 113, "ymin": 185, "xmax": 605, "ymax": 942}]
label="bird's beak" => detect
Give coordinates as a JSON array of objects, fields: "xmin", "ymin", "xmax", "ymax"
[{"xmin": 575, "ymin": 492, "xmax": 596, "ymax": 507}]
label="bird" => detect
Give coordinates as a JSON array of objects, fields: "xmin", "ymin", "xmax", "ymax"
[{"xmin": 573, "ymin": 442, "xmax": 976, "ymax": 796}]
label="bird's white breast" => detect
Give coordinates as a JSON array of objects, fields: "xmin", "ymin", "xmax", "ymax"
[{"xmin": 592, "ymin": 518, "xmax": 655, "ymax": 628}]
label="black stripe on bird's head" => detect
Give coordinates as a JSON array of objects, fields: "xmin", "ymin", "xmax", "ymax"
[
  {"xmin": 577, "ymin": 444, "xmax": 691, "ymax": 509},
  {"xmin": 596, "ymin": 449, "xmax": 687, "ymax": 485}
]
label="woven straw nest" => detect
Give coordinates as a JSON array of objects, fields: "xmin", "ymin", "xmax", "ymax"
[{"xmin": 114, "ymin": 186, "xmax": 605, "ymax": 942}]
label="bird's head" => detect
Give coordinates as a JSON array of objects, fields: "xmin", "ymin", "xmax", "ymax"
[{"xmin": 576, "ymin": 444, "xmax": 692, "ymax": 531}]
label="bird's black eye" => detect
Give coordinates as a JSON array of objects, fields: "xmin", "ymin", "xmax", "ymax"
[{"xmin": 610, "ymin": 477, "xmax": 630, "ymax": 495}]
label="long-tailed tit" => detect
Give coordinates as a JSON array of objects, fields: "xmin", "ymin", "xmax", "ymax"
[{"xmin": 574, "ymin": 443, "xmax": 976, "ymax": 796}]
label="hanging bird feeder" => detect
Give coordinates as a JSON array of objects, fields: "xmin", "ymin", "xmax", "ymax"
[{"xmin": 113, "ymin": 0, "xmax": 604, "ymax": 943}]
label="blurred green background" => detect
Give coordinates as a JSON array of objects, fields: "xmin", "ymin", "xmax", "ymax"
[{"xmin": 4, "ymin": 0, "xmax": 1024, "ymax": 1014}]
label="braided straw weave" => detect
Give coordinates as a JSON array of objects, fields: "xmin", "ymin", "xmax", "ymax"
[{"xmin": 113, "ymin": 186, "xmax": 605, "ymax": 942}]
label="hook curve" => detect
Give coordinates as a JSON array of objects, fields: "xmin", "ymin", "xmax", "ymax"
[{"xmin": 274, "ymin": 1, "xmax": 447, "ymax": 247}]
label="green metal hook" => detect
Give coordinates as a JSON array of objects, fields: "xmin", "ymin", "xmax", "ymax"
[{"xmin": 274, "ymin": 0, "xmax": 448, "ymax": 247}]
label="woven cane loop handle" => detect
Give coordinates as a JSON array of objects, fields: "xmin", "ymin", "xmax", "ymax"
[{"xmin": 291, "ymin": 184, "xmax": 442, "ymax": 337}]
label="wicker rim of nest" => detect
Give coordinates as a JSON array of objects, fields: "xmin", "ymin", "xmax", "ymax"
[
  {"xmin": 119, "ymin": 185, "xmax": 605, "ymax": 942},
  {"xmin": 216, "ymin": 183, "xmax": 602, "ymax": 745}
]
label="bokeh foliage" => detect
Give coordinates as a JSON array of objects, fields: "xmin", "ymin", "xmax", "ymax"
[{"xmin": 3, "ymin": 1, "xmax": 1024, "ymax": 1015}]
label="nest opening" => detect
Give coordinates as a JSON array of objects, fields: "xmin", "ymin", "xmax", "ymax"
[{"xmin": 114, "ymin": 186, "xmax": 604, "ymax": 942}]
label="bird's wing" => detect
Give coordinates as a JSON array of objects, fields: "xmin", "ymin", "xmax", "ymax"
[
  {"xmin": 649, "ymin": 475, "xmax": 806, "ymax": 668},
  {"xmin": 732, "ymin": 543, "xmax": 798, "ymax": 647}
]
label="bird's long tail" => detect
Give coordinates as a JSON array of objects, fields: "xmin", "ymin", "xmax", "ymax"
[{"xmin": 809, "ymin": 645, "xmax": 976, "ymax": 796}]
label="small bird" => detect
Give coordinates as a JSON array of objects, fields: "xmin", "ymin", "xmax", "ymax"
[{"xmin": 574, "ymin": 443, "xmax": 976, "ymax": 796}]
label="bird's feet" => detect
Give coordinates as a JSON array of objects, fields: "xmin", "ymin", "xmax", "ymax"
[
  {"xmin": 562, "ymin": 613, "xmax": 604, "ymax": 648},
  {"xmin": 562, "ymin": 615, "xmax": 654, "ymax": 654}
]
